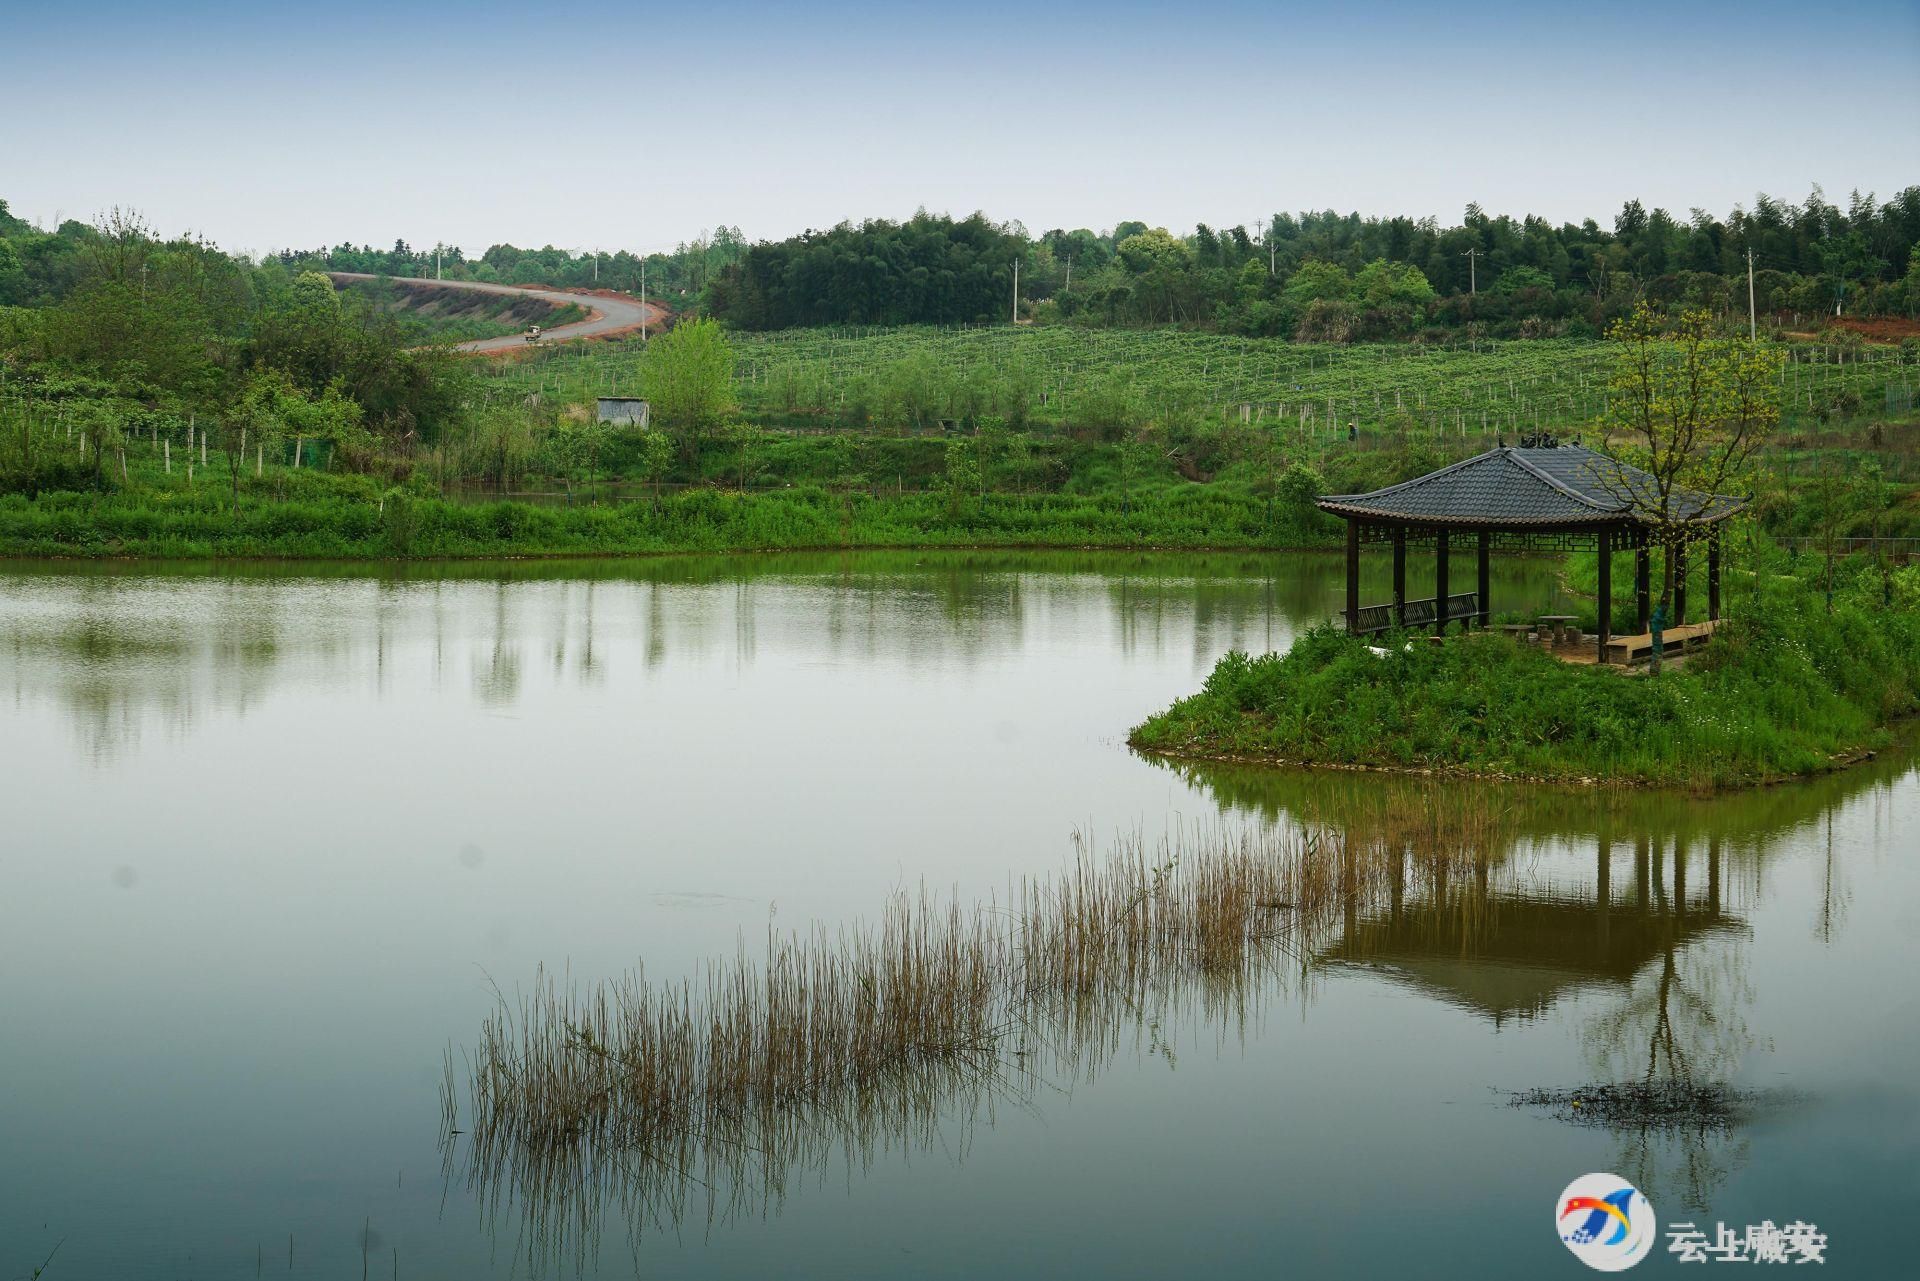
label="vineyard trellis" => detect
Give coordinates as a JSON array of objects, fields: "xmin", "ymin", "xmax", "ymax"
[
  {"xmin": 8, "ymin": 328, "xmax": 1910, "ymax": 496},
  {"xmin": 472, "ymin": 327, "xmax": 1907, "ymax": 447}
]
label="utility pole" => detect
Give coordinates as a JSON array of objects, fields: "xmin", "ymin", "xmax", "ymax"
[
  {"xmin": 436, "ymin": 246, "xmax": 442, "ymax": 281},
  {"xmin": 1011, "ymin": 259, "xmax": 1019, "ymax": 324},
  {"xmin": 1746, "ymin": 247, "xmax": 1757, "ymax": 341},
  {"xmin": 1063, "ymin": 255, "xmax": 1072, "ymax": 294},
  {"xmin": 1463, "ymin": 247, "xmax": 1481, "ymax": 294},
  {"xmin": 640, "ymin": 258, "xmax": 647, "ymax": 340}
]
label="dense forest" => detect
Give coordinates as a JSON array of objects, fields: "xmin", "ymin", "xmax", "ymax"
[
  {"xmin": 225, "ymin": 187, "xmax": 1920, "ymax": 339},
  {"xmin": 707, "ymin": 189, "xmax": 1920, "ymax": 336}
]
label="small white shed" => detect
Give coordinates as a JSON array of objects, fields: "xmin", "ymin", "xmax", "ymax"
[{"xmin": 596, "ymin": 397, "xmax": 651, "ymax": 428}]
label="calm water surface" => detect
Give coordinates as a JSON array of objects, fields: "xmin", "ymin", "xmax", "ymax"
[{"xmin": 1, "ymin": 551, "xmax": 1913, "ymax": 1278}]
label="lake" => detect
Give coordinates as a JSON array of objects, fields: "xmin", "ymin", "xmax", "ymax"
[{"xmin": 2, "ymin": 551, "xmax": 1914, "ymax": 1278}]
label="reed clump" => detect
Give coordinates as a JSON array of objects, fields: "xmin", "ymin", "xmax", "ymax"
[{"xmin": 448, "ymin": 818, "xmax": 1506, "ymax": 1267}]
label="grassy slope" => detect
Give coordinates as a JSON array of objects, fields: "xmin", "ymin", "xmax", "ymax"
[
  {"xmin": 1130, "ymin": 567, "xmax": 1920, "ymax": 790},
  {"xmin": 0, "ymin": 421, "xmax": 1348, "ymax": 558}
]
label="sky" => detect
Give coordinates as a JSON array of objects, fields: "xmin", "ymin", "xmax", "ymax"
[{"xmin": 3, "ymin": 0, "xmax": 1917, "ymax": 258}]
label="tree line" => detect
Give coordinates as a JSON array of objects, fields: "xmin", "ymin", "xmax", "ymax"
[
  {"xmin": 269, "ymin": 228, "xmax": 749, "ymax": 306},
  {"xmin": 699, "ymin": 187, "xmax": 1920, "ymax": 337}
]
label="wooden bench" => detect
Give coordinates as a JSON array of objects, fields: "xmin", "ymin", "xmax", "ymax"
[
  {"xmin": 1604, "ymin": 619, "xmax": 1718, "ymax": 666},
  {"xmin": 1349, "ymin": 592, "xmax": 1479, "ymax": 636}
]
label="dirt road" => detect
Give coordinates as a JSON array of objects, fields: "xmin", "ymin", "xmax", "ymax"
[{"xmin": 327, "ymin": 272, "xmax": 663, "ymax": 353}]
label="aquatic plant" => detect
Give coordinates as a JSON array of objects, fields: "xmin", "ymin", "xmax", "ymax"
[{"xmin": 446, "ymin": 820, "xmax": 1496, "ymax": 1268}]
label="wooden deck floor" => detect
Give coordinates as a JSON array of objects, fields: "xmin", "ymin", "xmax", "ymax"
[{"xmin": 1527, "ymin": 619, "xmax": 1719, "ymax": 668}]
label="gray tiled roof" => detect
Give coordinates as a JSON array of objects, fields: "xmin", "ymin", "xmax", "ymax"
[{"xmin": 1316, "ymin": 445, "xmax": 1741, "ymax": 527}]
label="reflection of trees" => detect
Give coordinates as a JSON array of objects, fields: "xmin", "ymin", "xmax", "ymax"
[
  {"xmin": 473, "ymin": 581, "xmax": 521, "ymax": 706},
  {"xmin": 1814, "ymin": 809, "xmax": 1850, "ymax": 944},
  {"xmin": 1581, "ymin": 838, "xmax": 1758, "ymax": 1212},
  {"xmin": 8, "ymin": 552, "xmax": 1632, "ymax": 766},
  {"xmin": 0, "ymin": 577, "xmax": 282, "ymax": 762}
]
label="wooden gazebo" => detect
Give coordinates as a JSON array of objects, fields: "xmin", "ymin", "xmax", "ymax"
[{"xmin": 1316, "ymin": 441, "xmax": 1743, "ymax": 661}]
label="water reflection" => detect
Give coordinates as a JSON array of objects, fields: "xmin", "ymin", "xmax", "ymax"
[
  {"xmin": 1320, "ymin": 857, "xmax": 1745, "ymax": 1027},
  {"xmin": 441, "ymin": 730, "xmax": 1883, "ymax": 1274},
  {"xmin": 4, "ymin": 554, "xmax": 1906, "ymax": 1277},
  {"xmin": 1161, "ymin": 752, "xmax": 1911, "ymax": 1211},
  {"xmin": 1, "ymin": 551, "xmax": 1582, "ymax": 765},
  {"xmin": 443, "ymin": 823, "xmax": 1357, "ymax": 1275}
]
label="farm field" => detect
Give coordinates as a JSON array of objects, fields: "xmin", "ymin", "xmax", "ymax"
[{"xmin": 479, "ymin": 325, "xmax": 1915, "ymax": 444}]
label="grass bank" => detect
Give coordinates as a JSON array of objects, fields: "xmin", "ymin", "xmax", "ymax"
[
  {"xmin": 0, "ymin": 479, "xmax": 1326, "ymax": 559},
  {"xmin": 1130, "ymin": 559, "xmax": 1920, "ymax": 790}
]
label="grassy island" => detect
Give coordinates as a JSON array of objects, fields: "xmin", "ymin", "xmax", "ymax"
[{"xmin": 1131, "ymin": 560, "xmax": 1920, "ymax": 790}]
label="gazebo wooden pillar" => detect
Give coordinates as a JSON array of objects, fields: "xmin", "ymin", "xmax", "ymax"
[
  {"xmin": 1673, "ymin": 541, "xmax": 1689, "ymax": 625},
  {"xmin": 1433, "ymin": 531, "xmax": 1450, "ymax": 636},
  {"xmin": 1391, "ymin": 527, "xmax": 1407, "ymax": 627},
  {"xmin": 1345, "ymin": 518, "xmax": 1360, "ymax": 632},
  {"xmin": 1595, "ymin": 529, "xmax": 1612, "ymax": 662},
  {"xmin": 1476, "ymin": 532, "xmax": 1491, "ymax": 628},
  {"xmin": 1634, "ymin": 549, "xmax": 1651, "ymax": 633},
  {"xmin": 1707, "ymin": 529, "xmax": 1722, "ymax": 621}
]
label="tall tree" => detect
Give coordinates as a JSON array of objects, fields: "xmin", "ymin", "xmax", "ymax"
[
  {"xmin": 642, "ymin": 318, "xmax": 735, "ymax": 455},
  {"xmin": 1600, "ymin": 305, "xmax": 1780, "ymax": 667}
]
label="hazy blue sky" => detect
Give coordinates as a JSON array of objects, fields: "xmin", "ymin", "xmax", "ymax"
[{"xmin": 4, "ymin": 0, "xmax": 1916, "ymax": 257}]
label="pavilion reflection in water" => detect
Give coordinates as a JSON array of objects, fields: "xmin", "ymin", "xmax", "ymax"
[{"xmin": 1318, "ymin": 839, "xmax": 1743, "ymax": 1026}]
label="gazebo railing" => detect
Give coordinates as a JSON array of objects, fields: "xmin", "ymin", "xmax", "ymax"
[{"xmin": 1346, "ymin": 592, "xmax": 1479, "ymax": 636}]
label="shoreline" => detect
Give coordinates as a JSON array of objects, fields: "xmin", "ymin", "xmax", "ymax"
[
  {"xmin": 1126, "ymin": 736, "xmax": 1895, "ymax": 796},
  {"xmin": 0, "ymin": 538, "xmax": 1344, "ymax": 564}
]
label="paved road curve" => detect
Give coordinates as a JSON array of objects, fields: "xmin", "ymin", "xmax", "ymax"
[{"xmin": 327, "ymin": 272, "xmax": 661, "ymax": 353}]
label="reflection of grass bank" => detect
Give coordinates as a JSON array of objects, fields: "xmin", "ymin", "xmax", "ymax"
[
  {"xmin": 1131, "ymin": 562, "xmax": 1920, "ymax": 790},
  {"xmin": 1161, "ymin": 733, "xmax": 1918, "ymax": 847}
]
